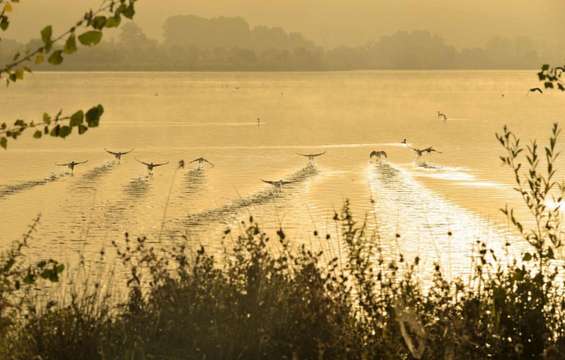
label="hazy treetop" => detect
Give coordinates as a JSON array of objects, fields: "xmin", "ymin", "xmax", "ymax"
[{"xmin": 4, "ymin": 0, "xmax": 565, "ymax": 49}]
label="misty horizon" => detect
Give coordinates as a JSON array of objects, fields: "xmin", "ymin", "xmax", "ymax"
[
  {"xmin": 4, "ymin": 0, "xmax": 565, "ymax": 50},
  {"xmin": 0, "ymin": 14, "xmax": 551, "ymax": 71}
]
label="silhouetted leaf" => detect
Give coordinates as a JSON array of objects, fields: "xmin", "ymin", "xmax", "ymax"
[
  {"xmin": 123, "ymin": 4, "xmax": 135, "ymax": 19},
  {"xmin": 78, "ymin": 31, "xmax": 103, "ymax": 46},
  {"xmin": 43, "ymin": 113, "xmax": 51, "ymax": 125},
  {"xmin": 41, "ymin": 25, "xmax": 53, "ymax": 51},
  {"xmin": 59, "ymin": 125, "xmax": 72, "ymax": 138},
  {"xmin": 50, "ymin": 124, "xmax": 61, "ymax": 137},
  {"xmin": 105, "ymin": 15, "xmax": 121, "ymax": 28},
  {"xmin": 85, "ymin": 105, "xmax": 104, "ymax": 127},
  {"xmin": 64, "ymin": 34, "xmax": 77, "ymax": 54},
  {"xmin": 35, "ymin": 53, "xmax": 44, "ymax": 65},
  {"xmin": 69, "ymin": 110, "xmax": 84, "ymax": 127},
  {"xmin": 0, "ymin": 15, "xmax": 10, "ymax": 31},
  {"xmin": 48, "ymin": 50, "xmax": 64, "ymax": 65},
  {"xmin": 92, "ymin": 16, "xmax": 107, "ymax": 30}
]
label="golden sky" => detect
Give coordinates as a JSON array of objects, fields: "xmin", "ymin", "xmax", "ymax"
[{"xmin": 5, "ymin": 0, "xmax": 565, "ymax": 48}]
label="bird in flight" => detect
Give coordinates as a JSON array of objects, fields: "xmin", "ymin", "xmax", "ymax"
[
  {"xmin": 297, "ymin": 151, "xmax": 326, "ymax": 161},
  {"xmin": 56, "ymin": 160, "xmax": 88, "ymax": 174},
  {"xmin": 105, "ymin": 148, "xmax": 134, "ymax": 161},
  {"xmin": 529, "ymin": 87, "xmax": 543, "ymax": 94},
  {"xmin": 136, "ymin": 159, "xmax": 169, "ymax": 173},
  {"xmin": 191, "ymin": 157, "xmax": 215, "ymax": 169},
  {"xmin": 401, "ymin": 138, "xmax": 407, "ymax": 145},
  {"xmin": 369, "ymin": 150, "xmax": 387, "ymax": 160},
  {"xmin": 410, "ymin": 146, "xmax": 442, "ymax": 157},
  {"xmin": 262, "ymin": 179, "xmax": 297, "ymax": 189},
  {"xmin": 437, "ymin": 111, "xmax": 448, "ymax": 121}
]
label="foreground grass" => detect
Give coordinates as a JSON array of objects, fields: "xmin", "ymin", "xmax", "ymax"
[
  {"xmin": 0, "ymin": 203, "xmax": 564, "ymax": 360},
  {"xmin": 0, "ymin": 124, "xmax": 564, "ymax": 359}
]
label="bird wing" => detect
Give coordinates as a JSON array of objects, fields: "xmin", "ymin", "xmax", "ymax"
[
  {"xmin": 190, "ymin": 158, "xmax": 202, "ymax": 164},
  {"xmin": 136, "ymin": 159, "xmax": 150, "ymax": 166},
  {"xmin": 77, "ymin": 160, "xmax": 89, "ymax": 165},
  {"xmin": 262, "ymin": 180, "xmax": 276, "ymax": 185},
  {"xmin": 297, "ymin": 151, "xmax": 326, "ymax": 158},
  {"xmin": 203, "ymin": 159, "xmax": 215, "ymax": 167},
  {"xmin": 56, "ymin": 162, "xmax": 70, "ymax": 166},
  {"xmin": 530, "ymin": 87, "xmax": 543, "ymax": 93},
  {"xmin": 281, "ymin": 180, "xmax": 297, "ymax": 185},
  {"xmin": 153, "ymin": 162, "xmax": 169, "ymax": 167},
  {"xmin": 122, "ymin": 149, "xmax": 134, "ymax": 155},
  {"xmin": 105, "ymin": 149, "xmax": 119, "ymax": 156}
]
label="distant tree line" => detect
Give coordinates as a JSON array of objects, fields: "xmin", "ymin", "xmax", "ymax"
[{"xmin": 0, "ymin": 15, "xmax": 543, "ymax": 71}]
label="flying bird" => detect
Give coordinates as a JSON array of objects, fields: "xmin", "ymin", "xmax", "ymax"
[
  {"xmin": 401, "ymin": 139, "xmax": 407, "ymax": 145},
  {"xmin": 410, "ymin": 146, "xmax": 442, "ymax": 157},
  {"xmin": 105, "ymin": 148, "xmax": 134, "ymax": 161},
  {"xmin": 437, "ymin": 111, "xmax": 448, "ymax": 121},
  {"xmin": 369, "ymin": 150, "xmax": 388, "ymax": 160},
  {"xmin": 56, "ymin": 160, "xmax": 88, "ymax": 174},
  {"xmin": 191, "ymin": 157, "xmax": 215, "ymax": 168},
  {"xmin": 297, "ymin": 151, "xmax": 326, "ymax": 161},
  {"xmin": 136, "ymin": 159, "xmax": 169, "ymax": 173},
  {"xmin": 529, "ymin": 87, "xmax": 543, "ymax": 94},
  {"xmin": 262, "ymin": 179, "xmax": 297, "ymax": 189}
]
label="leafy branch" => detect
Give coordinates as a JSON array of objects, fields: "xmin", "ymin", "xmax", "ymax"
[
  {"xmin": 1, "ymin": 0, "xmax": 137, "ymax": 83},
  {"xmin": 0, "ymin": 1, "xmax": 18, "ymax": 35},
  {"xmin": 533, "ymin": 64, "xmax": 565, "ymax": 93},
  {"xmin": 0, "ymin": 0, "xmax": 138, "ymax": 149},
  {"xmin": 496, "ymin": 123, "xmax": 564, "ymax": 270},
  {"xmin": 0, "ymin": 105, "xmax": 104, "ymax": 149}
]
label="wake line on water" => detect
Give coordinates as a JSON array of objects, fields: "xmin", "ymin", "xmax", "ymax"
[
  {"xmin": 4, "ymin": 143, "xmax": 399, "ymax": 154},
  {"xmin": 138, "ymin": 143, "xmax": 396, "ymax": 152},
  {"xmin": 180, "ymin": 164, "xmax": 318, "ymax": 228},
  {"xmin": 84, "ymin": 168, "xmax": 208, "ymax": 239},
  {"xmin": 70, "ymin": 162, "xmax": 117, "ymax": 191},
  {"xmin": 366, "ymin": 162, "xmax": 521, "ymax": 276},
  {"xmin": 410, "ymin": 161, "xmax": 505, "ymax": 188},
  {"xmin": 122, "ymin": 176, "xmax": 152, "ymax": 198},
  {"xmin": 110, "ymin": 121, "xmax": 263, "ymax": 128},
  {"xmin": 79, "ymin": 162, "xmax": 116, "ymax": 182},
  {"xmin": 0, "ymin": 173, "xmax": 68, "ymax": 201},
  {"xmin": 182, "ymin": 168, "xmax": 207, "ymax": 196}
]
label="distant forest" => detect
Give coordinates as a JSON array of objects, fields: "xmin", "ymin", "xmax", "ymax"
[{"xmin": 0, "ymin": 15, "xmax": 543, "ymax": 71}]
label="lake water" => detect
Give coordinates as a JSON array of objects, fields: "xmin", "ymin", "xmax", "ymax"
[{"xmin": 1, "ymin": 71, "xmax": 564, "ymax": 279}]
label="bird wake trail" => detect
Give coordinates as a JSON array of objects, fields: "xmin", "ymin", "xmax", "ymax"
[
  {"xmin": 367, "ymin": 163, "xmax": 518, "ymax": 278},
  {"xmin": 0, "ymin": 173, "xmax": 68, "ymax": 201},
  {"xmin": 178, "ymin": 164, "xmax": 318, "ymax": 229}
]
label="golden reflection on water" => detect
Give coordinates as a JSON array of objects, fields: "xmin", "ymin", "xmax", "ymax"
[{"xmin": 1, "ymin": 71, "xmax": 565, "ymax": 280}]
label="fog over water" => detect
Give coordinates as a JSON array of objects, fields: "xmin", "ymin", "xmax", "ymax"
[{"xmin": 5, "ymin": 0, "xmax": 565, "ymax": 50}]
